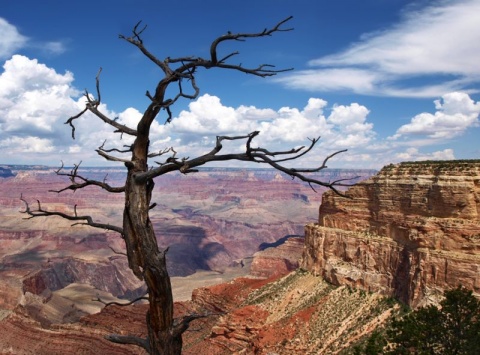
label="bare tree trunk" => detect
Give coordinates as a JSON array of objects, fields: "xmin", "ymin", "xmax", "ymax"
[{"xmin": 122, "ymin": 131, "xmax": 182, "ymax": 353}]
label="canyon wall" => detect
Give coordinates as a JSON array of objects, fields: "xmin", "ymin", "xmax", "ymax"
[{"xmin": 302, "ymin": 160, "xmax": 480, "ymax": 306}]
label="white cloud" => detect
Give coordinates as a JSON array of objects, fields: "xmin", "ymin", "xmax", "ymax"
[
  {"xmin": 0, "ymin": 55, "xmax": 477, "ymax": 168},
  {"xmin": 275, "ymin": 68, "xmax": 380, "ymax": 94},
  {"xmin": 0, "ymin": 55, "xmax": 78, "ymax": 134},
  {"xmin": 0, "ymin": 55, "xmax": 129, "ymax": 165},
  {"xmin": 0, "ymin": 18, "xmax": 27, "ymax": 60},
  {"xmin": 149, "ymin": 95, "xmax": 375, "ymax": 162},
  {"xmin": 0, "ymin": 136, "xmax": 54, "ymax": 153},
  {"xmin": 391, "ymin": 92, "xmax": 480, "ymax": 140},
  {"xmin": 276, "ymin": 0, "xmax": 480, "ymax": 98},
  {"xmin": 43, "ymin": 41, "xmax": 67, "ymax": 55},
  {"xmin": 395, "ymin": 148, "xmax": 455, "ymax": 162}
]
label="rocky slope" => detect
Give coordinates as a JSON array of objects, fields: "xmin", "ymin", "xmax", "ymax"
[
  {"xmin": 0, "ymin": 303, "xmax": 147, "ymax": 354},
  {"xmin": 302, "ymin": 160, "xmax": 480, "ymax": 306}
]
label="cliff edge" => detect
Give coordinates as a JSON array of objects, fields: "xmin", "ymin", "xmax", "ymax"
[{"xmin": 302, "ymin": 160, "xmax": 480, "ymax": 307}]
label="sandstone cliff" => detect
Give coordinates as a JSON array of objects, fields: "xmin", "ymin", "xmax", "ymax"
[{"xmin": 302, "ymin": 160, "xmax": 480, "ymax": 306}]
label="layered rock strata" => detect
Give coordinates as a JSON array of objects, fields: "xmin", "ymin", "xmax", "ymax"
[{"xmin": 302, "ymin": 160, "xmax": 480, "ymax": 306}]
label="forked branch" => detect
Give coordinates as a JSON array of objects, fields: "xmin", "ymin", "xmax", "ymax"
[
  {"xmin": 93, "ymin": 293, "xmax": 148, "ymax": 308},
  {"xmin": 118, "ymin": 17, "xmax": 294, "ymax": 125},
  {"xmin": 137, "ymin": 132, "xmax": 354, "ymax": 196},
  {"xmin": 209, "ymin": 16, "xmax": 294, "ymax": 64},
  {"xmin": 65, "ymin": 68, "xmax": 137, "ymax": 139},
  {"xmin": 50, "ymin": 161, "xmax": 125, "ymax": 193},
  {"xmin": 20, "ymin": 195, "xmax": 124, "ymax": 235}
]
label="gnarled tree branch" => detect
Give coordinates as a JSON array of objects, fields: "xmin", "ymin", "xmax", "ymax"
[
  {"xmin": 20, "ymin": 195, "xmax": 124, "ymax": 235},
  {"xmin": 93, "ymin": 293, "xmax": 148, "ymax": 308},
  {"xmin": 136, "ymin": 132, "xmax": 353, "ymax": 196},
  {"xmin": 24, "ymin": 16, "xmax": 357, "ymax": 354},
  {"xmin": 65, "ymin": 69, "xmax": 137, "ymax": 139},
  {"xmin": 50, "ymin": 161, "xmax": 125, "ymax": 194}
]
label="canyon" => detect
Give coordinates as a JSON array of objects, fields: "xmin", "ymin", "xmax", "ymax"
[
  {"xmin": 1, "ymin": 160, "xmax": 479, "ymax": 354},
  {"xmin": 0, "ymin": 165, "xmax": 371, "ymax": 322}
]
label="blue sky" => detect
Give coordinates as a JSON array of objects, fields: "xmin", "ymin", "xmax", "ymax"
[{"xmin": 1, "ymin": 0, "xmax": 479, "ymax": 169}]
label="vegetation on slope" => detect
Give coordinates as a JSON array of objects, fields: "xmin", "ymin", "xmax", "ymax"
[{"xmin": 351, "ymin": 286, "xmax": 480, "ymax": 354}]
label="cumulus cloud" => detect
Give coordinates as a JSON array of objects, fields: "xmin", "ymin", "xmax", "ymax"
[
  {"xmin": 0, "ymin": 55, "xmax": 78, "ymax": 135},
  {"xmin": 154, "ymin": 95, "xmax": 375, "ymax": 161},
  {"xmin": 395, "ymin": 148, "xmax": 455, "ymax": 162},
  {"xmin": 0, "ymin": 55, "xmax": 125, "ymax": 164},
  {"xmin": 0, "ymin": 55, "xmax": 77, "ymax": 138},
  {"xmin": 276, "ymin": 0, "xmax": 480, "ymax": 97},
  {"xmin": 0, "ymin": 136, "xmax": 55, "ymax": 154},
  {"xmin": 0, "ymin": 18, "xmax": 27, "ymax": 60},
  {"xmin": 391, "ymin": 92, "xmax": 480, "ymax": 140},
  {"xmin": 0, "ymin": 55, "xmax": 477, "ymax": 168}
]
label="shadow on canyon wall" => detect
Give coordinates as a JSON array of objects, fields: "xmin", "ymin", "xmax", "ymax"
[
  {"xmin": 258, "ymin": 234, "xmax": 302, "ymax": 251},
  {"xmin": 161, "ymin": 225, "xmax": 230, "ymax": 276}
]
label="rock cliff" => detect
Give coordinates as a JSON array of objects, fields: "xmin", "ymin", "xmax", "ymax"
[{"xmin": 302, "ymin": 160, "xmax": 480, "ymax": 306}]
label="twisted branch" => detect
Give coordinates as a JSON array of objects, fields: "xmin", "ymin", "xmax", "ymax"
[
  {"xmin": 50, "ymin": 161, "xmax": 125, "ymax": 194},
  {"xmin": 117, "ymin": 17, "xmax": 294, "ymax": 127},
  {"xmin": 65, "ymin": 69, "xmax": 137, "ymax": 139},
  {"xmin": 20, "ymin": 195, "xmax": 124, "ymax": 235},
  {"xmin": 93, "ymin": 293, "xmax": 148, "ymax": 308},
  {"xmin": 135, "ymin": 132, "xmax": 353, "ymax": 196}
]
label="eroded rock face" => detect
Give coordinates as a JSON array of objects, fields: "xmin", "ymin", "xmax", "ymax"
[
  {"xmin": 250, "ymin": 236, "xmax": 305, "ymax": 279},
  {"xmin": 0, "ymin": 304, "xmax": 147, "ymax": 355},
  {"xmin": 302, "ymin": 160, "xmax": 480, "ymax": 306}
]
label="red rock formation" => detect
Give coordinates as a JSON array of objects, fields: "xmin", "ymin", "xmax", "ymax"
[
  {"xmin": 302, "ymin": 160, "xmax": 480, "ymax": 306},
  {"xmin": 0, "ymin": 166, "xmax": 377, "ymax": 353},
  {"xmin": 250, "ymin": 236, "xmax": 304, "ymax": 278}
]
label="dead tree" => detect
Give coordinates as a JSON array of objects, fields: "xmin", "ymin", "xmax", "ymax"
[{"xmin": 21, "ymin": 17, "xmax": 350, "ymax": 354}]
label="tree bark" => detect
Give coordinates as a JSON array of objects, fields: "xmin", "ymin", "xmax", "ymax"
[{"xmin": 122, "ymin": 126, "xmax": 181, "ymax": 353}]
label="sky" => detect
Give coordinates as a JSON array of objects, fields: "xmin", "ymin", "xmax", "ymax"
[{"xmin": 1, "ymin": 0, "xmax": 479, "ymax": 169}]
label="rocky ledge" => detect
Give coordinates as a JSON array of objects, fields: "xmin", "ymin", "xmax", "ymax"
[{"xmin": 302, "ymin": 160, "xmax": 480, "ymax": 307}]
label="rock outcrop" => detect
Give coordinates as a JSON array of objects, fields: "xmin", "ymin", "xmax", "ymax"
[
  {"xmin": 302, "ymin": 160, "xmax": 480, "ymax": 306},
  {"xmin": 250, "ymin": 236, "xmax": 304, "ymax": 278},
  {"xmin": 0, "ymin": 304, "xmax": 147, "ymax": 354}
]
